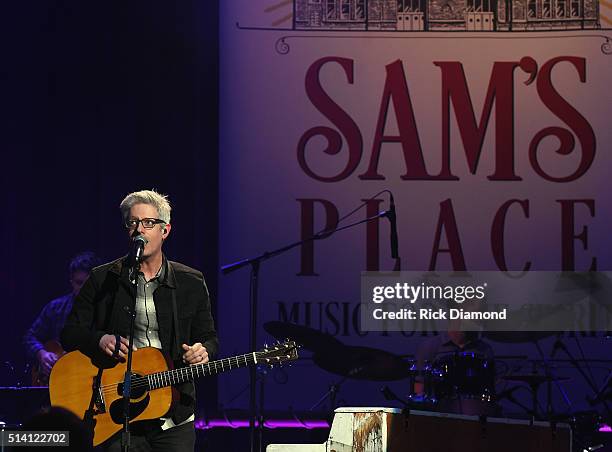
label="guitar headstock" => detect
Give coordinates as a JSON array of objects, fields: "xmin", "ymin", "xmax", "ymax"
[{"xmin": 257, "ymin": 340, "xmax": 299, "ymax": 367}]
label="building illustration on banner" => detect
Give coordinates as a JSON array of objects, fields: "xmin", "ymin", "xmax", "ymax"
[{"xmin": 293, "ymin": 0, "xmax": 601, "ymax": 31}]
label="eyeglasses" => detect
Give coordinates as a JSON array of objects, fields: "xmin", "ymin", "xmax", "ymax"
[{"xmin": 124, "ymin": 218, "xmax": 166, "ymax": 230}]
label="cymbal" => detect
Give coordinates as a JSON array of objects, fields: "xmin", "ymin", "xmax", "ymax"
[
  {"xmin": 502, "ymin": 374, "xmax": 571, "ymax": 385},
  {"xmin": 313, "ymin": 346, "xmax": 412, "ymax": 381},
  {"xmin": 483, "ymin": 331, "xmax": 558, "ymax": 343},
  {"xmin": 263, "ymin": 321, "xmax": 342, "ymax": 353}
]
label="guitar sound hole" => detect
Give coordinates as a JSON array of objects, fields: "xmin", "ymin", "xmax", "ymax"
[{"xmin": 117, "ymin": 373, "xmax": 147, "ymax": 399}]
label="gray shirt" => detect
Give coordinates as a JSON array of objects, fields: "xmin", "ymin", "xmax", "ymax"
[{"xmin": 133, "ymin": 265, "xmax": 163, "ymax": 350}]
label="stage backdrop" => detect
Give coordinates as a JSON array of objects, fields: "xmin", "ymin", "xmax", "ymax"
[{"xmin": 219, "ymin": 1, "xmax": 612, "ymax": 415}]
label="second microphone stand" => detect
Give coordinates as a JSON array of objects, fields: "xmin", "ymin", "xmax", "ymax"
[{"xmin": 222, "ymin": 205, "xmax": 396, "ymax": 452}]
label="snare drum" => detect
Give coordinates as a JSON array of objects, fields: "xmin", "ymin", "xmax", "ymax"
[{"xmin": 407, "ymin": 361, "xmax": 438, "ymax": 406}]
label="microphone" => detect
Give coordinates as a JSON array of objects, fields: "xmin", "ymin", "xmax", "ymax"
[
  {"xmin": 387, "ymin": 194, "xmax": 399, "ymax": 259},
  {"xmin": 131, "ymin": 235, "xmax": 148, "ymax": 264}
]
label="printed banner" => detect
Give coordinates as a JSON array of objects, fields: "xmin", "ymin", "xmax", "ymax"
[{"xmin": 219, "ymin": 0, "xmax": 612, "ymax": 412}]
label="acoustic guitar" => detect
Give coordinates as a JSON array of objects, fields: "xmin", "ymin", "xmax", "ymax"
[{"xmin": 49, "ymin": 341, "xmax": 298, "ymax": 446}]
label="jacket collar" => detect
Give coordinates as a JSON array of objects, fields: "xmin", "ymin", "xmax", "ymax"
[
  {"xmin": 109, "ymin": 254, "xmax": 177, "ymax": 289},
  {"xmin": 162, "ymin": 256, "xmax": 177, "ymax": 289}
]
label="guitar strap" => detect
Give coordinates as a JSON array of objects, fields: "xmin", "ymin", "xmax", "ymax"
[{"xmin": 171, "ymin": 287, "xmax": 181, "ymax": 360}]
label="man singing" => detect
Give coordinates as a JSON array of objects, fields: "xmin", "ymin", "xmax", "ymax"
[{"xmin": 61, "ymin": 189, "xmax": 218, "ymax": 451}]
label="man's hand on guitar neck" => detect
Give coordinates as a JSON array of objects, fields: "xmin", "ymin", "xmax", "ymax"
[{"xmin": 181, "ymin": 343, "xmax": 209, "ymax": 365}]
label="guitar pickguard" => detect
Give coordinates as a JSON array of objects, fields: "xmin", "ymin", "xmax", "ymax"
[{"xmin": 108, "ymin": 393, "xmax": 151, "ymax": 425}]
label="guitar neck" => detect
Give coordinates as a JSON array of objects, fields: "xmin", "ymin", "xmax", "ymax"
[{"xmin": 147, "ymin": 352, "xmax": 257, "ymax": 390}]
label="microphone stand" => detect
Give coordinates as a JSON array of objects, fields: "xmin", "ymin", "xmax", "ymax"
[
  {"xmin": 222, "ymin": 207, "xmax": 395, "ymax": 452},
  {"xmin": 121, "ymin": 258, "xmax": 140, "ymax": 452}
]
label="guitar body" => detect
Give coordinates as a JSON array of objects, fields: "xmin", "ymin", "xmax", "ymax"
[{"xmin": 49, "ymin": 348, "xmax": 173, "ymax": 446}]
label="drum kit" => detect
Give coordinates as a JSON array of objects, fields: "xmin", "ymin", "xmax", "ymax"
[
  {"xmin": 407, "ymin": 351, "xmax": 499, "ymax": 416},
  {"xmin": 265, "ymin": 320, "xmax": 612, "ymax": 451},
  {"xmin": 263, "ymin": 322, "xmax": 609, "ymax": 425}
]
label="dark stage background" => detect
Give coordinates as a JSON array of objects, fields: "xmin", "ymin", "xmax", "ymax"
[{"xmin": 1, "ymin": 1, "xmax": 220, "ymax": 412}]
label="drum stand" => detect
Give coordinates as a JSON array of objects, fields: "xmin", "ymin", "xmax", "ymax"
[
  {"xmin": 310, "ymin": 375, "xmax": 348, "ymax": 414},
  {"xmin": 533, "ymin": 339, "xmax": 572, "ymax": 420},
  {"xmin": 499, "ymin": 387, "xmax": 533, "ymax": 415}
]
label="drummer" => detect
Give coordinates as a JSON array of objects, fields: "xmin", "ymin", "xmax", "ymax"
[{"xmin": 413, "ymin": 323, "xmax": 494, "ymax": 397}]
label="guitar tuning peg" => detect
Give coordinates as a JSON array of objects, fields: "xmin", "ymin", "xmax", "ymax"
[{"xmin": 264, "ymin": 342, "xmax": 269, "ymax": 348}]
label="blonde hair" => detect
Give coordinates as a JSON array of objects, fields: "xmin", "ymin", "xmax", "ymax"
[{"xmin": 119, "ymin": 189, "xmax": 171, "ymax": 224}]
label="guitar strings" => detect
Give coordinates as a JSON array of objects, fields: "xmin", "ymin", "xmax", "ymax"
[
  {"xmin": 96, "ymin": 346, "xmax": 296, "ymax": 397},
  {"xmin": 96, "ymin": 353, "xmax": 268, "ymax": 396},
  {"xmin": 99, "ymin": 356, "xmax": 258, "ymax": 395}
]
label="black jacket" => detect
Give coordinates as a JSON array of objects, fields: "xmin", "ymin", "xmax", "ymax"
[{"xmin": 61, "ymin": 256, "xmax": 219, "ymax": 424}]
